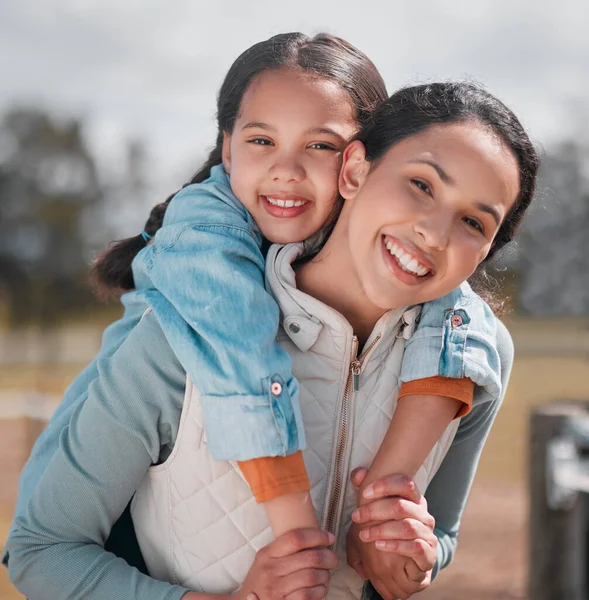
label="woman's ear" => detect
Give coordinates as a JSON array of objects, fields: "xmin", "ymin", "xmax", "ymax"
[
  {"xmin": 339, "ymin": 140, "xmax": 369, "ymax": 201},
  {"xmin": 222, "ymin": 131, "xmax": 231, "ymax": 174}
]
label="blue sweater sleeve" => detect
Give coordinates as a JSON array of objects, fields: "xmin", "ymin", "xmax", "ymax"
[
  {"xmin": 6, "ymin": 311, "xmax": 190, "ymax": 600},
  {"xmin": 4, "ymin": 291, "xmax": 147, "ymax": 565},
  {"xmin": 400, "ymin": 282, "xmax": 502, "ymax": 407},
  {"xmin": 131, "ymin": 166, "xmax": 304, "ymax": 461}
]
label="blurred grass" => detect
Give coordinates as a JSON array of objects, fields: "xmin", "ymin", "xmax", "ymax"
[{"xmin": 0, "ymin": 364, "xmax": 81, "ymax": 395}]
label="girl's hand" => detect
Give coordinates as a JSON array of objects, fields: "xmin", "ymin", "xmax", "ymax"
[
  {"xmin": 346, "ymin": 468, "xmax": 437, "ymax": 599},
  {"xmin": 236, "ymin": 528, "xmax": 338, "ymax": 600}
]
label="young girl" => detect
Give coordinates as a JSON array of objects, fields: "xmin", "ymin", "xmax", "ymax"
[
  {"xmin": 6, "ymin": 32, "xmax": 386, "ymax": 549},
  {"xmin": 8, "ymin": 33, "xmax": 500, "ymax": 553},
  {"xmin": 7, "ymin": 81, "xmax": 538, "ymax": 600}
]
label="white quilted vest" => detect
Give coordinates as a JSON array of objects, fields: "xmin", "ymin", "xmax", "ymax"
[{"xmin": 131, "ymin": 244, "xmax": 460, "ymax": 599}]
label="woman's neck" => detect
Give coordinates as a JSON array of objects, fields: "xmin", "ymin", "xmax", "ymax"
[{"xmin": 295, "ymin": 241, "xmax": 388, "ymax": 347}]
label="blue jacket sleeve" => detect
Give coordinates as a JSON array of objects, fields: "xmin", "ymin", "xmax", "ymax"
[
  {"xmin": 131, "ymin": 168, "xmax": 304, "ymax": 461},
  {"xmin": 400, "ymin": 282, "xmax": 502, "ymax": 407},
  {"xmin": 6, "ymin": 311, "xmax": 190, "ymax": 600}
]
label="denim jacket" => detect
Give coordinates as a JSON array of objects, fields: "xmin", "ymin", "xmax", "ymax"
[{"xmin": 6, "ymin": 164, "xmax": 502, "ymax": 565}]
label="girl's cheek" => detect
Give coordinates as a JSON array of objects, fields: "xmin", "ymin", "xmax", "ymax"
[
  {"xmin": 321, "ymin": 156, "xmax": 342, "ymax": 180},
  {"xmin": 319, "ymin": 168, "xmax": 340, "ymax": 197}
]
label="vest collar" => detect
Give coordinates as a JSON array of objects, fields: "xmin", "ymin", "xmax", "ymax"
[{"xmin": 265, "ymin": 244, "xmax": 421, "ymax": 353}]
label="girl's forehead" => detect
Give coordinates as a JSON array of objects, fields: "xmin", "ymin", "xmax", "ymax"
[{"xmin": 238, "ymin": 69, "xmax": 356, "ymax": 123}]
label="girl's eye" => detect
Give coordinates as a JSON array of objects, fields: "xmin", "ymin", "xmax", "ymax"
[
  {"xmin": 248, "ymin": 138, "xmax": 273, "ymax": 146},
  {"xmin": 411, "ymin": 179, "xmax": 432, "ymax": 195},
  {"xmin": 308, "ymin": 142, "xmax": 337, "ymax": 151},
  {"xmin": 464, "ymin": 217, "xmax": 484, "ymax": 234}
]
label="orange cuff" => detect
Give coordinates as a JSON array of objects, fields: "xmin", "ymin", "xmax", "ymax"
[
  {"xmin": 398, "ymin": 376, "xmax": 475, "ymax": 418},
  {"xmin": 237, "ymin": 450, "xmax": 311, "ymax": 504}
]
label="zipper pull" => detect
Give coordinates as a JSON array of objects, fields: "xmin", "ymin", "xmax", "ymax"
[{"xmin": 351, "ymin": 360, "xmax": 361, "ymax": 392}]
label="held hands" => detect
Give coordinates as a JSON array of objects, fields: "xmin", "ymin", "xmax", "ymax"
[
  {"xmin": 346, "ymin": 468, "xmax": 437, "ymax": 600},
  {"xmin": 236, "ymin": 528, "xmax": 338, "ymax": 600}
]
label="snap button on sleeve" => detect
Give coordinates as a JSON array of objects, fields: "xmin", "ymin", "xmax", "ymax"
[
  {"xmin": 271, "ymin": 382, "xmax": 283, "ymax": 396},
  {"xmin": 451, "ymin": 314, "xmax": 463, "ymax": 328},
  {"xmin": 288, "ymin": 322, "xmax": 301, "ymax": 334}
]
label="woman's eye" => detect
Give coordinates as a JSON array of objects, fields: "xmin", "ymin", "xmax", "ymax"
[
  {"xmin": 411, "ymin": 179, "xmax": 432, "ymax": 195},
  {"xmin": 248, "ymin": 138, "xmax": 273, "ymax": 146},
  {"xmin": 464, "ymin": 217, "xmax": 484, "ymax": 234},
  {"xmin": 308, "ymin": 142, "xmax": 336, "ymax": 151}
]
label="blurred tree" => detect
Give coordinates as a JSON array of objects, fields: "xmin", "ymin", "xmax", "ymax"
[
  {"xmin": 0, "ymin": 107, "xmax": 104, "ymax": 326},
  {"xmin": 99, "ymin": 137, "xmax": 152, "ymax": 239},
  {"xmin": 515, "ymin": 140, "xmax": 589, "ymax": 315}
]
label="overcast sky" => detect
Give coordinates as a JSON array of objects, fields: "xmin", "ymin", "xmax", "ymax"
[{"xmin": 1, "ymin": 0, "xmax": 588, "ymax": 220}]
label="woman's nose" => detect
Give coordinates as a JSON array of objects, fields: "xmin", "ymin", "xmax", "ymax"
[{"xmin": 414, "ymin": 213, "xmax": 451, "ymax": 251}]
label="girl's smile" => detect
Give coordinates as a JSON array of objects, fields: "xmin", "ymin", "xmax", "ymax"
[{"xmin": 261, "ymin": 193, "xmax": 313, "ymax": 219}]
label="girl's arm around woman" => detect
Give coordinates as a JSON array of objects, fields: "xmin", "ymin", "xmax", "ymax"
[{"xmin": 422, "ymin": 318, "xmax": 514, "ymax": 576}]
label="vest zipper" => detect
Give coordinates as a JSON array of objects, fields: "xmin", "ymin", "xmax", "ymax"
[{"xmin": 325, "ymin": 333, "xmax": 381, "ymax": 537}]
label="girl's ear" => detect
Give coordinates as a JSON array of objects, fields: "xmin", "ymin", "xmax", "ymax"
[
  {"xmin": 339, "ymin": 140, "xmax": 369, "ymax": 201},
  {"xmin": 222, "ymin": 131, "xmax": 232, "ymax": 174}
]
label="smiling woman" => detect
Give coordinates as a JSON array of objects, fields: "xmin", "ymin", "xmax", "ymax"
[
  {"xmin": 288, "ymin": 86, "xmax": 538, "ymax": 597},
  {"xmin": 299, "ymin": 81, "xmax": 537, "ymax": 343},
  {"xmin": 337, "ymin": 122, "xmax": 519, "ymax": 311}
]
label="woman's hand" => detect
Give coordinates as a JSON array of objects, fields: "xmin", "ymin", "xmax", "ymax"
[
  {"xmin": 346, "ymin": 468, "xmax": 437, "ymax": 599},
  {"xmin": 237, "ymin": 528, "xmax": 338, "ymax": 600},
  {"xmin": 184, "ymin": 528, "xmax": 336, "ymax": 600}
]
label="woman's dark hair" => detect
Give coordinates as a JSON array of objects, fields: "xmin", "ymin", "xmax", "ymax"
[
  {"xmin": 314, "ymin": 81, "xmax": 538, "ymax": 313},
  {"xmin": 91, "ymin": 32, "xmax": 388, "ymax": 298}
]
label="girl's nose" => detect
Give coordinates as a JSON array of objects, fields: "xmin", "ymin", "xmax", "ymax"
[{"xmin": 269, "ymin": 155, "xmax": 305, "ymax": 183}]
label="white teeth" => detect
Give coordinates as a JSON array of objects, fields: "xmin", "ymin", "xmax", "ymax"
[
  {"xmin": 407, "ymin": 259, "xmax": 419, "ymax": 272},
  {"xmin": 384, "ymin": 238, "xmax": 430, "ymax": 277},
  {"xmin": 399, "ymin": 253, "xmax": 412, "ymax": 268},
  {"xmin": 266, "ymin": 196, "xmax": 307, "ymax": 208}
]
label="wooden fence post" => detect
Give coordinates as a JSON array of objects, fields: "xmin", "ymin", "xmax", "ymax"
[{"xmin": 529, "ymin": 402, "xmax": 589, "ymax": 600}]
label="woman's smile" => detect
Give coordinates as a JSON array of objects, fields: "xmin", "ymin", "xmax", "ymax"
[{"xmin": 381, "ymin": 235, "xmax": 435, "ymax": 285}]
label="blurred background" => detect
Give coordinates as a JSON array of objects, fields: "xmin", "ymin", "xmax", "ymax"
[{"xmin": 1, "ymin": 1, "xmax": 588, "ymax": 598}]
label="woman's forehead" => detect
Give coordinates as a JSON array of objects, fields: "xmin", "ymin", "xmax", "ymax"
[{"xmin": 380, "ymin": 122, "xmax": 520, "ymax": 210}]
